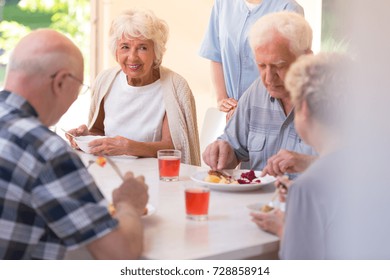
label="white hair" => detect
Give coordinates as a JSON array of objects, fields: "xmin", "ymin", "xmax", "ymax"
[
  {"xmin": 249, "ymin": 11, "xmax": 312, "ymax": 56},
  {"xmin": 108, "ymin": 8, "xmax": 169, "ymax": 68},
  {"xmin": 285, "ymin": 52, "xmax": 352, "ymax": 127}
]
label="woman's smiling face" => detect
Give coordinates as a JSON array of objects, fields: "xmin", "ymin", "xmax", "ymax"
[{"xmin": 116, "ymin": 35, "xmax": 156, "ymax": 86}]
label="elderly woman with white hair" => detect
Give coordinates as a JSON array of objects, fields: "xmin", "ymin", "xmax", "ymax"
[
  {"xmin": 252, "ymin": 52, "xmax": 358, "ymax": 259},
  {"xmin": 67, "ymin": 8, "xmax": 200, "ymax": 165}
]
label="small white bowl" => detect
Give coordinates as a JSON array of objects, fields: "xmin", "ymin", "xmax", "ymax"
[
  {"xmin": 246, "ymin": 201, "xmax": 285, "ymax": 213},
  {"xmin": 74, "ymin": 135, "xmax": 106, "ymax": 153},
  {"xmin": 246, "ymin": 202, "xmax": 267, "ymax": 214}
]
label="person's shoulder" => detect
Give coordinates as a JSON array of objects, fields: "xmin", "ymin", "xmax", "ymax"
[
  {"xmin": 160, "ymin": 66, "xmax": 189, "ymax": 84},
  {"xmin": 38, "ymin": 128, "xmax": 74, "ymax": 155},
  {"xmin": 240, "ymin": 78, "xmax": 268, "ymax": 102},
  {"xmin": 95, "ymin": 66, "xmax": 121, "ymax": 82},
  {"xmin": 293, "ymin": 153, "xmax": 341, "ymax": 194},
  {"xmin": 12, "ymin": 123, "xmax": 73, "ymax": 162},
  {"xmin": 281, "ymin": 0, "xmax": 304, "ymax": 13}
]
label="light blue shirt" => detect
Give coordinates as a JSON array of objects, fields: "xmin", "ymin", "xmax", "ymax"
[
  {"xmin": 199, "ymin": 0, "xmax": 303, "ymax": 100},
  {"xmin": 219, "ymin": 78, "xmax": 316, "ymax": 176}
]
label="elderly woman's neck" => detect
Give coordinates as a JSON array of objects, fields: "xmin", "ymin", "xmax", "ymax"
[{"xmin": 126, "ymin": 68, "xmax": 160, "ymax": 86}]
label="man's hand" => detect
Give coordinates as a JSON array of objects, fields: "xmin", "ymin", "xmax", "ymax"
[
  {"xmin": 202, "ymin": 140, "xmax": 238, "ymax": 170},
  {"xmin": 261, "ymin": 149, "xmax": 317, "ymax": 177},
  {"xmin": 112, "ymin": 172, "xmax": 148, "ymax": 216},
  {"xmin": 87, "ymin": 172, "xmax": 148, "ymax": 259}
]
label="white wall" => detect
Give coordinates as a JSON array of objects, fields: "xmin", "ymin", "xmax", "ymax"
[{"xmin": 297, "ymin": 0, "xmax": 322, "ymax": 53}]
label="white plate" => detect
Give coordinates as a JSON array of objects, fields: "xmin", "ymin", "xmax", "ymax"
[
  {"xmin": 109, "ymin": 203, "xmax": 155, "ymax": 217},
  {"xmin": 190, "ymin": 170, "xmax": 276, "ymax": 192},
  {"xmin": 108, "ymin": 155, "xmax": 138, "ymax": 160}
]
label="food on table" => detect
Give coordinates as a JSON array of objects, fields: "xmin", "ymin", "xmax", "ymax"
[
  {"xmin": 237, "ymin": 170, "xmax": 261, "ymax": 184},
  {"xmin": 96, "ymin": 156, "xmax": 106, "ymax": 167},
  {"xmin": 204, "ymin": 170, "xmax": 261, "ymax": 185},
  {"xmin": 260, "ymin": 204, "xmax": 274, "ymax": 213},
  {"xmin": 204, "ymin": 174, "xmax": 222, "ymax": 183},
  {"xmin": 204, "ymin": 170, "xmax": 238, "ymax": 184}
]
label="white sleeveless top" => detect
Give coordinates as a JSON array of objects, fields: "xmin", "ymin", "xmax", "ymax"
[{"xmin": 104, "ymin": 71, "xmax": 165, "ymax": 142}]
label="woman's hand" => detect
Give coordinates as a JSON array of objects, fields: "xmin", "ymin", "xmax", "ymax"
[
  {"xmin": 250, "ymin": 209, "xmax": 284, "ymax": 238},
  {"xmin": 66, "ymin": 124, "xmax": 90, "ymax": 149},
  {"xmin": 218, "ymin": 97, "xmax": 237, "ymax": 113},
  {"xmin": 261, "ymin": 149, "xmax": 317, "ymax": 177},
  {"xmin": 275, "ymin": 175, "xmax": 292, "ymax": 203},
  {"xmin": 89, "ymin": 136, "xmax": 131, "ymax": 156}
]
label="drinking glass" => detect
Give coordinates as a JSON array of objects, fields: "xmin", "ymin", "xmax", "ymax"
[
  {"xmin": 185, "ymin": 186, "xmax": 210, "ymax": 221},
  {"xmin": 157, "ymin": 149, "xmax": 181, "ymax": 181}
]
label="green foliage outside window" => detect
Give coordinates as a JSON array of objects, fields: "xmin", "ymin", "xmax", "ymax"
[
  {"xmin": 0, "ymin": 0, "xmax": 90, "ymax": 87},
  {"xmin": 321, "ymin": 0, "xmax": 349, "ymax": 53}
]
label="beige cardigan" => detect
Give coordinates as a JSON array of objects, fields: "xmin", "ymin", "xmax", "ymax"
[{"xmin": 88, "ymin": 66, "xmax": 201, "ymax": 166}]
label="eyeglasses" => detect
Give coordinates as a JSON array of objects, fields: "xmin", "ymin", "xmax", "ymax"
[{"xmin": 50, "ymin": 72, "xmax": 90, "ymax": 95}]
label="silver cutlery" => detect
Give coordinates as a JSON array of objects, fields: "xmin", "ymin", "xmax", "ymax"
[
  {"xmin": 86, "ymin": 157, "xmax": 124, "ymax": 181},
  {"xmin": 105, "ymin": 157, "xmax": 125, "ymax": 181},
  {"xmin": 61, "ymin": 128, "xmax": 76, "ymax": 138}
]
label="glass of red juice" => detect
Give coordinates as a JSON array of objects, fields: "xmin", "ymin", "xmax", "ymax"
[
  {"xmin": 185, "ymin": 187, "xmax": 210, "ymax": 221},
  {"xmin": 157, "ymin": 149, "xmax": 181, "ymax": 181}
]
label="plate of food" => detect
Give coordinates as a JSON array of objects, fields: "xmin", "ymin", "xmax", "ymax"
[
  {"xmin": 108, "ymin": 155, "xmax": 138, "ymax": 160},
  {"xmin": 190, "ymin": 169, "xmax": 276, "ymax": 192},
  {"xmin": 108, "ymin": 203, "xmax": 155, "ymax": 218}
]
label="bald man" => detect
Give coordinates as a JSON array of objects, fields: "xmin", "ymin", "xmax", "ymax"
[{"xmin": 0, "ymin": 29, "xmax": 148, "ymax": 259}]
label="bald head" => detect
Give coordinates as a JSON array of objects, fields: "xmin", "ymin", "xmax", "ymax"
[
  {"xmin": 4, "ymin": 29, "xmax": 84, "ymax": 126},
  {"xmin": 8, "ymin": 29, "xmax": 83, "ymax": 76}
]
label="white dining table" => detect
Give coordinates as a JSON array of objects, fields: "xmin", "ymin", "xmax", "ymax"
[{"xmin": 65, "ymin": 152, "xmax": 280, "ymax": 260}]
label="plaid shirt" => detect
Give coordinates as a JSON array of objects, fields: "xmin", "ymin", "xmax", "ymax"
[{"xmin": 0, "ymin": 91, "xmax": 118, "ymax": 259}]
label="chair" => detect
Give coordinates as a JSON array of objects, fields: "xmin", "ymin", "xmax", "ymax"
[{"xmin": 200, "ymin": 107, "xmax": 226, "ymax": 166}]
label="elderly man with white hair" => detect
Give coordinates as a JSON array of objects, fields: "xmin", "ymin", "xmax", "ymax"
[{"xmin": 203, "ymin": 11, "xmax": 317, "ymax": 177}]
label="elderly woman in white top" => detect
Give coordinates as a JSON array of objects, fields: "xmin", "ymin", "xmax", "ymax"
[{"xmin": 67, "ymin": 8, "xmax": 200, "ymax": 165}]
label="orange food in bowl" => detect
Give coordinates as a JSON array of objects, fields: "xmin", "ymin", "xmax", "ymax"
[{"xmin": 260, "ymin": 204, "xmax": 274, "ymax": 213}]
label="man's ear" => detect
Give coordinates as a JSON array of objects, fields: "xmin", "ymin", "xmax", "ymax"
[
  {"xmin": 305, "ymin": 49, "xmax": 313, "ymax": 55},
  {"xmin": 51, "ymin": 70, "xmax": 68, "ymax": 96}
]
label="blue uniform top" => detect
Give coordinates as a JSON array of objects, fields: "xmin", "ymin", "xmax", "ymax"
[{"xmin": 199, "ymin": 0, "xmax": 304, "ymax": 100}]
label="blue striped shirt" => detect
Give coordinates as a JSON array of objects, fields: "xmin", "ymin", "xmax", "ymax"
[{"xmin": 219, "ymin": 78, "xmax": 316, "ymax": 175}]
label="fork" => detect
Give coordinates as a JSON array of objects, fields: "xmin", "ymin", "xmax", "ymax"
[
  {"xmin": 61, "ymin": 128, "xmax": 76, "ymax": 138},
  {"xmin": 105, "ymin": 157, "xmax": 124, "ymax": 181},
  {"xmin": 86, "ymin": 157, "xmax": 124, "ymax": 181}
]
